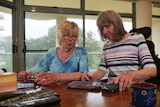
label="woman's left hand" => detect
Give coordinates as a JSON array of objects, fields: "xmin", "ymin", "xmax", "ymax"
[
  {"xmin": 35, "ymin": 72, "xmax": 56, "ymax": 85},
  {"xmin": 112, "ymin": 72, "xmax": 135, "ymax": 91}
]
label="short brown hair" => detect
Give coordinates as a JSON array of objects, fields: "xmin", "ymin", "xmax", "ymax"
[{"xmin": 97, "ymin": 10, "xmax": 127, "ymax": 42}]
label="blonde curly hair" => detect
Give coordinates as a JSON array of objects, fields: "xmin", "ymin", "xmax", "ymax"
[{"xmin": 57, "ymin": 21, "xmax": 79, "ymax": 46}]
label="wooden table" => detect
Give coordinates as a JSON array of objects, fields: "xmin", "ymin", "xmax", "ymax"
[{"xmin": 48, "ymin": 84, "xmax": 160, "ymax": 107}]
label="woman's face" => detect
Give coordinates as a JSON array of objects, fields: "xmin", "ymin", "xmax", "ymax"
[
  {"xmin": 62, "ymin": 32, "xmax": 77, "ymax": 52},
  {"xmin": 101, "ymin": 24, "xmax": 114, "ymax": 41}
]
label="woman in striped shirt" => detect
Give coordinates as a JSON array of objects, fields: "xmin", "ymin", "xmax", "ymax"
[{"xmin": 81, "ymin": 10, "xmax": 157, "ymax": 91}]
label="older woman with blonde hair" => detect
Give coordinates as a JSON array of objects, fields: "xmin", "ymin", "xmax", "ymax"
[{"xmin": 18, "ymin": 21, "xmax": 88, "ymax": 86}]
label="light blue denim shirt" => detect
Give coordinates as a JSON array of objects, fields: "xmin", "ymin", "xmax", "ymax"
[{"xmin": 30, "ymin": 47, "xmax": 89, "ymax": 74}]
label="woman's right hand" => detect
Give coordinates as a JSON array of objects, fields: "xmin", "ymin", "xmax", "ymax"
[
  {"xmin": 81, "ymin": 71, "xmax": 92, "ymax": 81},
  {"xmin": 18, "ymin": 71, "xmax": 34, "ymax": 79}
]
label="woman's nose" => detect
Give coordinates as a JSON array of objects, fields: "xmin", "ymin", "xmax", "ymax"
[{"xmin": 68, "ymin": 37, "xmax": 73, "ymax": 41}]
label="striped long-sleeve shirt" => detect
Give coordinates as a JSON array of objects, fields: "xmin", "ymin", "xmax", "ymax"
[{"xmin": 99, "ymin": 33, "xmax": 156, "ymax": 76}]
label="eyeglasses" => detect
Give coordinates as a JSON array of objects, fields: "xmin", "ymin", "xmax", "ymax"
[{"xmin": 64, "ymin": 34, "xmax": 77, "ymax": 40}]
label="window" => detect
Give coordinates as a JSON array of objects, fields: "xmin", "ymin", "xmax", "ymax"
[
  {"xmin": 25, "ymin": 12, "xmax": 56, "ymax": 70},
  {"xmin": 0, "ymin": 6, "xmax": 12, "ymax": 72},
  {"xmin": 152, "ymin": 6, "xmax": 160, "ymax": 58},
  {"xmin": 152, "ymin": 6, "xmax": 160, "ymax": 16},
  {"xmin": 7, "ymin": 0, "xmax": 13, "ymax": 2},
  {"xmin": 25, "ymin": 0, "xmax": 80, "ymax": 9},
  {"xmin": 152, "ymin": 18, "xmax": 160, "ymax": 57},
  {"xmin": 85, "ymin": 0, "xmax": 133, "ymax": 13}
]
